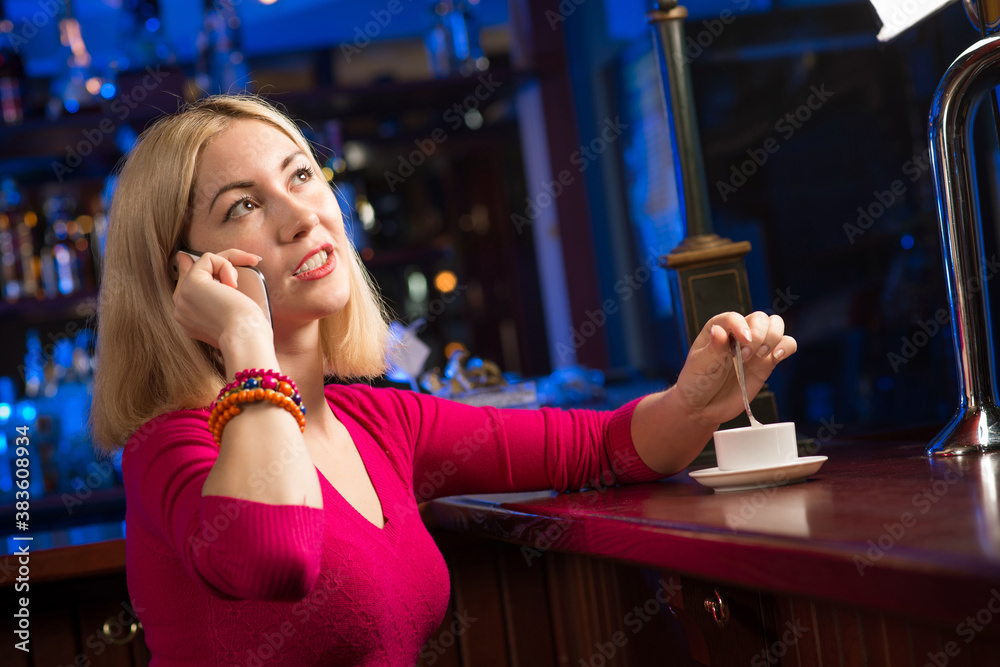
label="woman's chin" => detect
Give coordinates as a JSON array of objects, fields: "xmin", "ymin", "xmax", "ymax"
[{"xmin": 273, "ymin": 301, "xmax": 349, "ymax": 328}]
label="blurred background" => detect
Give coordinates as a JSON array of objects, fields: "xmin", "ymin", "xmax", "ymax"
[{"xmin": 0, "ymin": 0, "xmax": 995, "ymax": 524}]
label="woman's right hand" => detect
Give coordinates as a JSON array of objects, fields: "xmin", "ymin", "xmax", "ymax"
[{"xmin": 172, "ymin": 249, "xmax": 268, "ymax": 350}]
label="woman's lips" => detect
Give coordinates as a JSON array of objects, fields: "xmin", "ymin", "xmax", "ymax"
[{"xmin": 293, "ymin": 249, "xmax": 336, "ymax": 280}]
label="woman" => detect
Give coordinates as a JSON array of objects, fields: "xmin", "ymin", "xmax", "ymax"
[{"xmin": 91, "ymin": 94, "xmax": 796, "ymax": 666}]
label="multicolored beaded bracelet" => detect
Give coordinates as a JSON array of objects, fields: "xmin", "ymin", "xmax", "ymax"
[
  {"xmin": 208, "ymin": 369, "xmax": 306, "ymax": 445},
  {"xmin": 216, "ymin": 369, "xmax": 302, "ymax": 405}
]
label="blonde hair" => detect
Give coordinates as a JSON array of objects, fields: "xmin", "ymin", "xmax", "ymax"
[{"xmin": 91, "ymin": 94, "xmax": 390, "ymax": 452}]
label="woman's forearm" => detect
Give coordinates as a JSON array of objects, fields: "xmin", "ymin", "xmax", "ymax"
[
  {"xmin": 629, "ymin": 387, "xmax": 719, "ymax": 477},
  {"xmin": 201, "ymin": 330, "xmax": 322, "ymax": 508}
]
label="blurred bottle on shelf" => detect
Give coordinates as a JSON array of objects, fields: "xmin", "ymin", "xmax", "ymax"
[
  {"xmin": 23, "ymin": 330, "xmax": 43, "ymax": 400},
  {"xmin": 93, "ymin": 175, "xmax": 117, "ymax": 270},
  {"xmin": 0, "ymin": 213, "xmax": 17, "ymax": 302},
  {"xmin": 15, "ymin": 210, "xmax": 40, "ymax": 300},
  {"xmin": 48, "ymin": 3, "xmax": 102, "ymax": 117},
  {"xmin": 3, "ymin": 328, "xmax": 103, "ymax": 506},
  {"xmin": 60, "ymin": 330, "xmax": 99, "ymax": 489},
  {"xmin": 3, "ymin": 332, "xmax": 47, "ymax": 504},
  {"xmin": 0, "ymin": 377, "xmax": 17, "ymax": 504},
  {"xmin": 0, "ymin": 178, "xmax": 22, "ymax": 302},
  {"xmin": 425, "ymin": 0, "xmax": 488, "ymax": 78},
  {"xmin": 35, "ymin": 331, "xmax": 99, "ymax": 495},
  {"xmin": 195, "ymin": 0, "xmax": 249, "ymax": 96},
  {"xmin": 0, "ymin": 186, "xmax": 104, "ymax": 303},
  {"xmin": 34, "ymin": 339, "xmax": 66, "ymax": 494},
  {"xmin": 42, "ymin": 195, "xmax": 84, "ymax": 297},
  {"xmin": 0, "ymin": 34, "xmax": 25, "ymax": 125},
  {"xmin": 119, "ymin": 0, "xmax": 175, "ymax": 72}
]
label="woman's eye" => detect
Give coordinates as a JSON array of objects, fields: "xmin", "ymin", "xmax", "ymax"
[
  {"xmin": 294, "ymin": 167, "xmax": 314, "ymax": 183},
  {"xmin": 226, "ymin": 197, "xmax": 257, "ymax": 220}
]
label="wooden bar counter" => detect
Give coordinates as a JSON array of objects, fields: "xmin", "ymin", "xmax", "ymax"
[
  {"xmin": 425, "ymin": 436, "xmax": 1000, "ymax": 665},
  {"xmin": 4, "ymin": 434, "xmax": 1000, "ymax": 665}
]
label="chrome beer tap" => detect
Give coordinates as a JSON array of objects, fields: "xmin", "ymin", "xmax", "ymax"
[{"xmin": 926, "ymin": 34, "xmax": 1000, "ymax": 456}]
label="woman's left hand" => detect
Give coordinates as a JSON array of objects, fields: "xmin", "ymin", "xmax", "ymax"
[{"xmin": 673, "ymin": 311, "xmax": 797, "ymax": 428}]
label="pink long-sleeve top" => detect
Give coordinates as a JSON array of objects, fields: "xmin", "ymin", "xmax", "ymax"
[{"xmin": 122, "ymin": 383, "xmax": 664, "ymax": 666}]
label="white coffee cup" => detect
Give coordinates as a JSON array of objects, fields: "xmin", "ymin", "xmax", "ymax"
[{"xmin": 713, "ymin": 422, "xmax": 798, "ymax": 471}]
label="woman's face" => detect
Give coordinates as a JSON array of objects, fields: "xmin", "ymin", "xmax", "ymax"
[{"xmin": 186, "ymin": 119, "xmax": 351, "ymax": 326}]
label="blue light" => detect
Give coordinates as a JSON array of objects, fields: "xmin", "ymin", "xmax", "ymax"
[
  {"xmin": 17, "ymin": 402, "xmax": 36, "ymax": 422},
  {"xmin": 0, "ymin": 433, "xmax": 9, "ymax": 494},
  {"xmin": 100, "ymin": 83, "xmax": 116, "ymax": 99},
  {"xmin": 877, "ymin": 376, "xmax": 894, "ymax": 392},
  {"xmin": 116, "ymin": 125, "xmax": 139, "ymax": 154},
  {"xmin": 0, "ymin": 404, "xmax": 9, "ymax": 422},
  {"xmin": 901, "ymin": 234, "xmax": 915, "ymax": 250},
  {"xmin": 64, "ymin": 98, "xmax": 80, "ymax": 113},
  {"xmin": 145, "ymin": 17, "xmax": 160, "ymax": 32}
]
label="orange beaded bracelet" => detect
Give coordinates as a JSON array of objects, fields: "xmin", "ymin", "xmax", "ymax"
[{"xmin": 208, "ymin": 380, "xmax": 306, "ymax": 446}]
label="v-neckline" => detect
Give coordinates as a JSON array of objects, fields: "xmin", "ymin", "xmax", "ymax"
[{"xmin": 318, "ymin": 398, "xmax": 398, "ymax": 541}]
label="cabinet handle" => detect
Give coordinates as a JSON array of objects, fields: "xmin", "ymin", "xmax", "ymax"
[
  {"xmin": 100, "ymin": 617, "xmax": 142, "ymax": 645},
  {"xmin": 702, "ymin": 588, "xmax": 730, "ymax": 629}
]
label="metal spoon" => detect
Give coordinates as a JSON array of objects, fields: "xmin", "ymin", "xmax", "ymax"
[{"xmin": 729, "ymin": 331, "xmax": 764, "ymax": 427}]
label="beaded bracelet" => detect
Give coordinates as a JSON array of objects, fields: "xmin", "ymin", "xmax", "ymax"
[
  {"xmin": 216, "ymin": 368, "xmax": 302, "ymax": 404},
  {"xmin": 208, "ymin": 369, "xmax": 306, "ymax": 445}
]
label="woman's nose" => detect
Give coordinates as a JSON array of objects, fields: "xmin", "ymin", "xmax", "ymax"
[{"xmin": 277, "ymin": 196, "xmax": 320, "ymax": 242}]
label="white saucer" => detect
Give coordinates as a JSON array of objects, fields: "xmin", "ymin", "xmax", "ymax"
[{"xmin": 688, "ymin": 456, "xmax": 828, "ymax": 493}]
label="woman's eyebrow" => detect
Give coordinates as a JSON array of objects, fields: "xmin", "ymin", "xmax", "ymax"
[
  {"xmin": 209, "ymin": 179, "xmax": 254, "ymax": 213},
  {"xmin": 208, "ymin": 151, "xmax": 305, "ymax": 213},
  {"xmin": 280, "ymin": 151, "xmax": 305, "ymax": 171}
]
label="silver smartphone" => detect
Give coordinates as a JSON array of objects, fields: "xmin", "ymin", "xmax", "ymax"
[{"xmin": 170, "ymin": 249, "xmax": 272, "ymax": 328}]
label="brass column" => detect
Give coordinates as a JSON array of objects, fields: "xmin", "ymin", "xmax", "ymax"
[{"xmin": 648, "ymin": 1, "xmax": 779, "ymax": 429}]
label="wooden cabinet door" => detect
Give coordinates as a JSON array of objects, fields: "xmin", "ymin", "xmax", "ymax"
[
  {"xmin": 0, "ymin": 572, "xmax": 150, "ymax": 667},
  {"xmin": 677, "ymin": 576, "xmax": 769, "ymax": 665}
]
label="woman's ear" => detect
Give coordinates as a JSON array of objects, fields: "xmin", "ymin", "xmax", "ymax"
[{"xmin": 169, "ymin": 248, "xmax": 200, "ymax": 284}]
